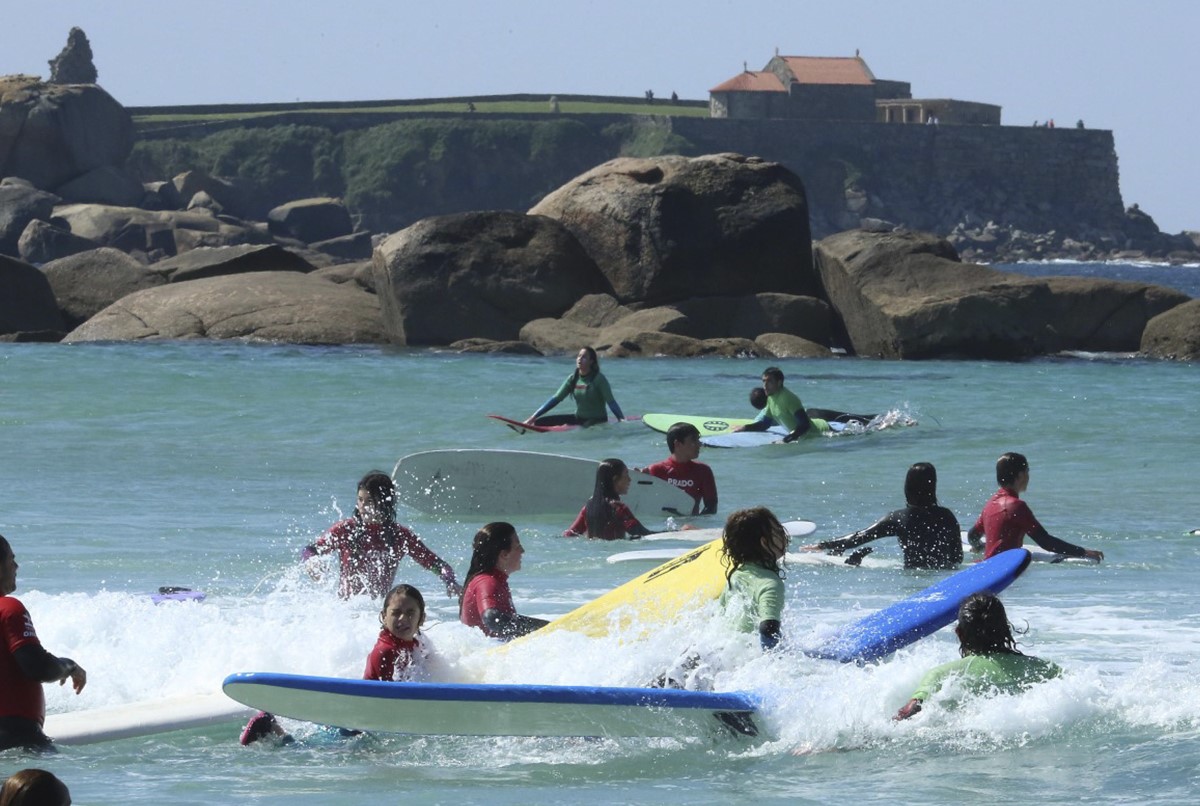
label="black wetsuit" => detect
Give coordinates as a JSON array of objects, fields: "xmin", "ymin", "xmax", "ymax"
[{"xmin": 819, "ymin": 505, "xmax": 963, "ymax": 569}]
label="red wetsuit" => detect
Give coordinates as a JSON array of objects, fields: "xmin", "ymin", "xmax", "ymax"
[
  {"xmin": 972, "ymin": 487, "xmax": 1087, "ymax": 559},
  {"xmin": 644, "ymin": 458, "xmax": 717, "ymax": 514},
  {"xmin": 312, "ymin": 518, "xmax": 450, "ymax": 599},
  {"xmin": 564, "ymin": 500, "xmax": 646, "ymax": 540},
  {"xmin": 460, "ymin": 569, "xmax": 515, "ymax": 638},
  {"xmin": 362, "ymin": 630, "xmax": 424, "ymax": 682},
  {"xmin": 0, "ymin": 596, "xmax": 45, "ymax": 725}
]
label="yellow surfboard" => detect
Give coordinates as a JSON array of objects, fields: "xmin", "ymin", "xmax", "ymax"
[{"xmin": 508, "ymin": 538, "xmax": 730, "ymax": 647}]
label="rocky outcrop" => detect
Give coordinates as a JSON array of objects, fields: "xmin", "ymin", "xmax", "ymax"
[
  {"xmin": 47, "ymin": 28, "xmax": 97, "ymax": 85},
  {"xmin": 529, "ymin": 153, "xmax": 816, "ymax": 305},
  {"xmin": 1141, "ymin": 299, "xmax": 1200, "ymax": 361},
  {"xmin": 267, "ymin": 197, "xmax": 353, "ymax": 244},
  {"xmin": 149, "ymin": 243, "xmax": 313, "ymax": 283},
  {"xmin": 606, "ymin": 334, "xmax": 762, "ymax": 358},
  {"xmin": 40, "ymin": 247, "xmax": 166, "ymax": 328},
  {"xmin": 0, "ymin": 178, "xmax": 60, "ymax": 256},
  {"xmin": 753, "ymin": 332, "xmax": 833, "ymax": 358},
  {"xmin": 54, "ymin": 165, "xmax": 145, "ymax": 207},
  {"xmin": 0, "ymin": 254, "xmax": 63, "ymax": 337},
  {"xmin": 51, "ymin": 204, "xmax": 270, "ymax": 256},
  {"xmin": 0, "ymin": 76, "xmax": 132, "ymax": 192},
  {"xmin": 373, "ymin": 211, "xmax": 611, "ymax": 345},
  {"xmin": 814, "ymin": 229, "xmax": 1191, "ymax": 359},
  {"xmin": 63, "ymin": 271, "xmax": 386, "ymax": 344},
  {"xmin": 18, "ymin": 219, "xmax": 100, "ymax": 264}
]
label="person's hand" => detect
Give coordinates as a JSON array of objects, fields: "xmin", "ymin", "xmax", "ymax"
[
  {"xmin": 797, "ymin": 544, "xmax": 823, "ymax": 552},
  {"xmin": 680, "ymin": 524, "xmax": 696, "ymax": 531},
  {"xmin": 59, "ymin": 659, "xmax": 86, "ymax": 694},
  {"xmin": 1083, "ymin": 549, "xmax": 1104, "ymax": 562},
  {"xmin": 732, "ymin": 425, "xmax": 745, "ymax": 433},
  {"xmin": 893, "ymin": 698, "xmax": 922, "ymax": 721},
  {"xmin": 440, "ymin": 567, "xmax": 462, "ymax": 597},
  {"xmin": 523, "ymin": 415, "xmax": 536, "ymax": 425}
]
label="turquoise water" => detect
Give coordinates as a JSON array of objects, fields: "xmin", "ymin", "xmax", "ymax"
[{"xmin": 2, "ymin": 337, "xmax": 1199, "ymax": 804}]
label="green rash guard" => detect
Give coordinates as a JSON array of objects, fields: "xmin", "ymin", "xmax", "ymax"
[
  {"xmin": 547, "ymin": 370, "xmax": 618, "ymax": 422},
  {"xmin": 910, "ymin": 653, "xmax": 1062, "ymax": 704},
  {"xmin": 754, "ymin": 387, "xmax": 830, "ymax": 436},
  {"xmin": 719, "ymin": 563, "xmax": 784, "ymax": 633}
]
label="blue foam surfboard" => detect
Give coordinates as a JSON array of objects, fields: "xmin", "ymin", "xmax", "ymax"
[
  {"xmin": 805, "ymin": 548, "xmax": 1033, "ymax": 663},
  {"xmin": 222, "ymin": 673, "xmax": 759, "ymax": 738}
]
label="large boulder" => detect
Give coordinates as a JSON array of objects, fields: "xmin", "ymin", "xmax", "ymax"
[
  {"xmin": 0, "ymin": 75, "xmax": 132, "ymax": 191},
  {"xmin": 373, "ymin": 211, "xmax": 611, "ymax": 345},
  {"xmin": 1039, "ymin": 276, "xmax": 1189, "ymax": 352},
  {"xmin": 0, "ymin": 177, "xmax": 60, "ymax": 256},
  {"xmin": 0, "ymin": 254, "xmax": 64, "ymax": 336},
  {"xmin": 47, "ymin": 27, "xmax": 97, "ymax": 85},
  {"xmin": 54, "ymin": 165, "xmax": 145, "ymax": 207},
  {"xmin": 63, "ymin": 272, "xmax": 386, "ymax": 344},
  {"xmin": 814, "ymin": 229, "xmax": 1058, "ymax": 359},
  {"xmin": 529, "ymin": 152, "xmax": 817, "ymax": 305},
  {"xmin": 40, "ymin": 247, "xmax": 167, "ymax": 328},
  {"xmin": 149, "ymin": 244, "xmax": 313, "ymax": 283},
  {"xmin": 672, "ymin": 293, "xmax": 833, "ymax": 343},
  {"xmin": 172, "ymin": 171, "xmax": 254, "ymax": 219},
  {"xmin": 51, "ymin": 204, "xmax": 268, "ymax": 255},
  {"xmin": 267, "ymin": 198, "xmax": 354, "ymax": 244},
  {"xmin": 1141, "ymin": 299, "xmax": 1200, "ymax": 361},
  {"xmin": 18, "ymin": 219, "xmax": 101, "ymax": 264}
]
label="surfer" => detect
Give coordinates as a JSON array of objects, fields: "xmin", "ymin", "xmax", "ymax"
[
  {"xmin": 799, "ymin": 463, "xmax": 963, "ymax": 569},
  {"xmin": 460, "ymin": 523, "xmax": 549, "ymax": 640},
  {"xmin": 241, "ymin": 583, "xmax": 437, "ymax": 745},
  {"xmin": 564, "ymin": 458, "xmax": 653, "ymax": 539},
  {"xmin": 719, "ymin": 508, "xmax": 788, "ymax": 650},
  {"xmin": 0, "ymin": 535, "xmax": 88, "ymax": 753},
  {"xmin": 523, "ymin": 347, "xmax": 625, "ymax": 427},
  {"xmin": 301, "ymin": 472, "xmax": 461, "ymax": 600},
  {"xmin": 733, "ymin": 367, "xmax": 829, "ymax": 442},
  {"xmin": 749, "ymin": 382, "xmax": 874, "ymax": 429},
  {"xmin": 643, "ymin": 423, "xmax": 718, "ymax": 515},
  {"xmin": 894, "ymin": 593, "xmax": 1061, "ymax": 720},
  {"xmin": 966, "ymin": 453, "xmax": 1104, "ymax": 562}
]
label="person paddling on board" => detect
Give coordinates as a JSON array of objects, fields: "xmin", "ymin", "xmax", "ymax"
[
  {"xmin": 564, "ymin": 458, "xmax": 653, "ymax": 539},
  {"xmin": 719, "ymin": 507, "xmax": 789, "ymax": 650},
  {"xmin": 0, "ymin": 534, "xmax": 87, "ymax": 753},
  {"xmin": 460, "ymin": 522, "xmax": 548, "ymax": 641},
  {"xmin": 524, "ymin": 346, "xmax": 625, "ymax": 427},
  {"xmin": 641, "ymin": 423, "xmax": 718, "ymax": 516},
  {"xmin": 893, "ymin": 593, "xmax": 1061, "ymax": 720},
  {"xmin": 302, "ymin": 472, "xmax": 461, "ymax": 600},
  {"xmin": 966, "ymin": 452, "xmax": 1104, "ymax": 562},
  {"xmin": 748, "ymin": 381, "xmax": 875, "ymax": 431},
  {"xmin": 733, "ymin": 367, "xmax": 829, "ymax": 443},
  {"xmin": 242, "ymin": 583, "xmax": 438, "ymax": 745},
  {"xmin": 800, "ymin": 463, "xmax": 963, "ymax": 569}
]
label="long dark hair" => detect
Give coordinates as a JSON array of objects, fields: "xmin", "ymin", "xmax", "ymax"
[
  {"xmin": 459, "ymin": 522, "xmax": 517, "ymax": 614},
  {"xmin": 956, "ymin": 593, "xmax": 1024, "ymax": 656},
  {"xmin": 904, "ymin": 462, "xmax": 939, "ymax": 507},
  {"xmin": 585, "ymin": 458, "xmax": 625, "ymax": 538},
  {"xmin": 568, "ymin": 346, "xmax": 600, "ymax": 387},
  {"xmin": 356, "ymin": 471, "xmax": 397, "ymax": 523},
  {"xmin": 721, "ymin": 507, "xmax": 786, "ymax": 582}
]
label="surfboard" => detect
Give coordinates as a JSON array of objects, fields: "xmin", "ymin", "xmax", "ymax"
[
  {"xmin": 642, "ymin": 413, "xmax": 756, "ymax": 436},
  {"xmin": 222, "ymin": 673, "xmax": 759, "ymax": 739},
  {"xmin": 487, "ymin": 414, "xmax": 642, "ymax": 435},
  {"xmin": 960, "ymin": 532, "xmax": 1099, "ymax": 564},
  {"xmin": 641, "ymin": 520, "xmax": 817, "ymax": 543},
  {"xmin": 392, "ymin": 449, "xmax": 695, "ymax": 518},
  {"xmin": 804, "ymin": 548, "xmax": 1033, "ymax": 663},
  {"xmin": 44, "ymin": 693, "xmax": 251, "ymax": 745}
]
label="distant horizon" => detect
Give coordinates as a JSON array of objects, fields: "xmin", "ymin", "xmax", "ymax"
[{"xmin": 8, "ymin": 1, "xmax": 1199, "ymax": 233}]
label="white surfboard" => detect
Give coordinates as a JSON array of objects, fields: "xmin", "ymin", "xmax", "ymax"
[
  {"xmin": 392, "ymin": 449, "xmax": 695, "ymax": 518},
  {"xmin": 44, "ymin": 693, "xmax": 252, "ymax": 746},
  {"xmin": 641, "ymin": 519, "xmax": 816, "ymax": 543},
  {"xmin": 222, "ymin": 673, "xmax": 759, "ymax": 739},
  {"xmin": 960, "ymin": 532, "xmax": 1099, "ymax": 564}
]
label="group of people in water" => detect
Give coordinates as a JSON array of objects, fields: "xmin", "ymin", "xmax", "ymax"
[{"xmin": 0, "ymin": 353, "xmax": 1104, "ymax": 758}]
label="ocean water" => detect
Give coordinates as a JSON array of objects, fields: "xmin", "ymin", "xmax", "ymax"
[{"xmin": 2, "ymin": 267, "xmax": 1198, "ymax": 804}]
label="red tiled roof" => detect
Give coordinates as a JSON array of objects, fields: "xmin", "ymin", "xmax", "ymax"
[
  {"xmin": 709, "ymin": 71, "xmax": 786, "ymax": 93},
  {"xmin": 778, "ymin": 56, "xmax": 874, "ymax": 85}
]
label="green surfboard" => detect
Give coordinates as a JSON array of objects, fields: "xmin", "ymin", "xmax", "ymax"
[{"xmin": 641, "ymin": 413, "xmax": 756, "ymax": 436}]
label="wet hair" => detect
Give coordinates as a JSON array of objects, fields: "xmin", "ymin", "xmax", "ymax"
[
  {"xmin": 666, "ymin": 422, "xmax": 700, "ymax": 452},
  {"xmin": 382, "ymin": 583, "xmax": 426, "ymax": 620},
  {"xmin": 955, "ymin": 593, "xmax": 1024, "ymax": 657},
  {"xmin": 585, "ymin": 458, "xmax": 627, "ymax": 538},
  {"xmin": 721, "ymin": 507, "xmax": 787, "ymax": 582},
  {"xmin": 996, "ymin": 452, "xmax": 1029, "ymax": 487},
  {"xmin": 0, "ymin": 534, "xmax": 9, "ymax": 557},
  {"xmin": 904, "ymin": 462, "xmax": 939, "ymax": 507},
  {"xmin": 762, "ymin": 367, "xmax": 785, "ymax": 383},
  {"xmin": 356, "ymin": 471, "xmax": 397, "ymax": 523},
  {"xmin": 749, "ymin": 387, "xmax": 767, "ymax": 410},
  {"xmin": 460, "ymin": 522, "xmax": 517, "ymax": 613},
  {"xmin": 0, "ymin": 769, "xmax": 71, "ymax": 806},
  {"xmin": 567, "ymin": 346, "xmax": 601, "ymax": 388}
]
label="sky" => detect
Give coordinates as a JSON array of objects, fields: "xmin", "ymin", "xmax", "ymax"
[{"xmin": 8, "ymin": 1, "xmax": 1198, "ymax": 233}]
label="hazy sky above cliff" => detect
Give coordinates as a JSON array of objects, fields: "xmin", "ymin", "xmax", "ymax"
[{"xmin": 10, "ymin": 1, "xmax": 1199, "ymax": 233}]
